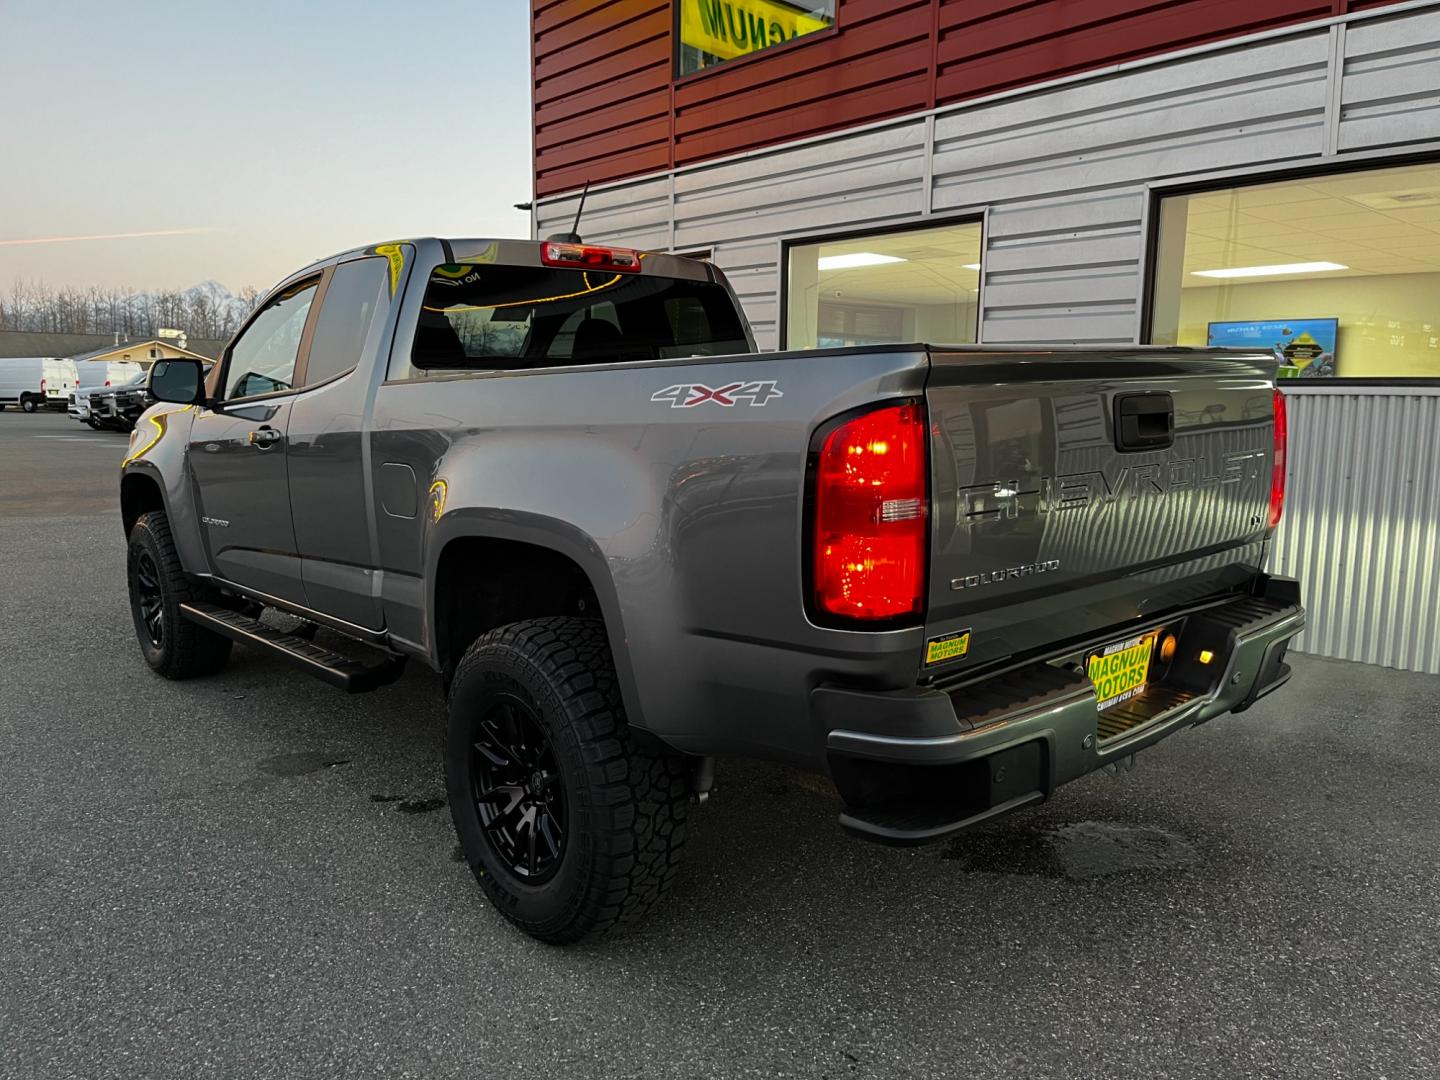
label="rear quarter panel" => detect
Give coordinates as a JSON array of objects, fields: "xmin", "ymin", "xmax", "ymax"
[{"xmin": 369, "ymin": 347, "xmax": 930, "ymax": 765}]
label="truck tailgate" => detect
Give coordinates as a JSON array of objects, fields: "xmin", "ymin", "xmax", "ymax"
[{"xmin": 923, "ymin": 348, "xmax": 1277, "ymax": 673}]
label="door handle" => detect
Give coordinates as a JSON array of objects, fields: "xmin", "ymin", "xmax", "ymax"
[
  {"xmin": 1114, "ymin": 392, "xmax": 1174, "ymax": 452},
  {"xmin": 248, "ymin": 426, "xmax": 283, "ymax": 449}
]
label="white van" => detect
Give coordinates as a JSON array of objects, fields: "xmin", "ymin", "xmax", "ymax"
[
  {"xmin": 73, "ymin": 359, "xmax": 143, "ymax": 392},
  {"xmin": 0, "ymin": 357, "xmax": 79, "ymax": 412}
]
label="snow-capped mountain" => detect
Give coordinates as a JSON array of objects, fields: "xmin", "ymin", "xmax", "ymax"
[
  {"xmin": 176, "ymin": 280, "xmax": 253, "ymax": 323},
  {"xmin": 113, "ymin": 279, "xmax": 257, "ymax": 340}
]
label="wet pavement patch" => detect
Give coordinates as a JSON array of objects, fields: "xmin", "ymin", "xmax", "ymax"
[
  {"xmin": 943, "ymin": 821, "xmax": 1198, "ymax": 880},
  {"xmin": 256, "ymin": 752, "xmax": 351, "ymax": 777},
  {"xmin": 395, "ymin": 797, "xmax": 445, "ymax": 814}
]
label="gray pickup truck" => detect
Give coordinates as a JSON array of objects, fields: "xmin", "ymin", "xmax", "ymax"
[{"xmin": 120, "ymin": 237, "xmax": 1303, "ymax": 942}]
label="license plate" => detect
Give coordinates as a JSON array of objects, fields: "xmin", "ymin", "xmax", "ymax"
[{"xmin": 1087, "ymin": 633, "xmax": 1156, "ymax": 712}]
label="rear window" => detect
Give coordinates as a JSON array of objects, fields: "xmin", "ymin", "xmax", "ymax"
[{"xmin": 411, "ymin": 264, "xmax": 749, "ymax": 371}]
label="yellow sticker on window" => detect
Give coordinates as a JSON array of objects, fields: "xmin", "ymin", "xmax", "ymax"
[{"xmin": 925, "ymin": 630, "xmax": 971, "ymax": 665}]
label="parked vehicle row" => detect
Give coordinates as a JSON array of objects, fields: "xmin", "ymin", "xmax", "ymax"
[
  {"xmin": 70, "ymin": 368, "xmax": 150, "ymax": 431},
  {"xmin": 0, "ymin": 357, "xmax": 78, "ymax": 412},
  {"xmin": 0, "ymin": 357, "xmax": 212, "ymax": 433}
]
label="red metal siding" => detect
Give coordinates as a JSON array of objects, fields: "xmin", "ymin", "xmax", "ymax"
[
  {"xmin": 935, "ymin": 0, "xmax": 1335, "ymax": 102},
  {"xmin": 533, "ymin": 0, "xmax": 1409, "ymax": 198},
  {"xmin": 533, "ymin": 0, "xmax": 673, "ymax": 199},
  {"xmin": 673, "ymin": 0, "xmax": 933, "ymax": 164}
]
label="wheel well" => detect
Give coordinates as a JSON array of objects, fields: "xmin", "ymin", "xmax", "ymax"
[
  {"xmin": 434, "ymin": 537, "xmax": 602, "ymax": 676},
  {"xmin": 121, "ymin": 473, "xmax": 166, "ymax": 535}
]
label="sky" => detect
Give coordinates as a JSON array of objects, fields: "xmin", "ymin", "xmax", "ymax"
[{"xmin": 0, "ymin": 1, "xmax": 532, "ymax": 294}]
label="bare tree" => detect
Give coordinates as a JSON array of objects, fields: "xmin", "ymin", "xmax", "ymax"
[{"xmin": 0, "ymin": 276, "xmax": 260, "ymax": 340}]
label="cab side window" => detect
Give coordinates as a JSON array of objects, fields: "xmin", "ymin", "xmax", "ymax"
[
  {"xmin": 303, "ymin": 257, "xmax": 391, "ymax": 386},
  {"xmin": 224, "ymin": 280, "xmax": 317, "ymax": 400}
]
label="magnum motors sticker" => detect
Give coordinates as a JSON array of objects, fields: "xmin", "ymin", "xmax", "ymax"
[{"xmin": 924, "ymin": 629, "xmax": 971, "ymax": 666}]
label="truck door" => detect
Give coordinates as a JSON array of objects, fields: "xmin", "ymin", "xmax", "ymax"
[
  {"xmin": 285, "ymin": 254, "xmax": 396, "ymax": 629},
  {"xmin": 188, "ymin": 277, "xmax": 319, "ymax": 605}
]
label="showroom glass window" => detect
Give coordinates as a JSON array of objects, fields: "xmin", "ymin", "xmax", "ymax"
[
  {"xmin": 1149, "ymin": 162, "xmax": 1440, "ymax": 379},
  {"xmin": 785, "ymin": 221, "xmax": 983, "ymax": 349},
  {"xmin": 677, "ymin": 0, "xmax": 835, "ymax": 76}
]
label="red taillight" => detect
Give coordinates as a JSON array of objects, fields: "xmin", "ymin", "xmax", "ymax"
[
  {"xmin": 1269, "ymin": 388, "xmax": 1287, "ymax": 529},
  {"xmin": 812, "ymin": 402, "xmax": 928, "ymax": 622},
  {"xmin": 540, "ymin": 241, "xmax": 641, "ymax": 274}
]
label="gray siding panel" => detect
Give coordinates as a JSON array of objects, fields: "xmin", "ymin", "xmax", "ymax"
[
  {"xmin": 1339, "ymin": 8, "xmax": 1440, "ymax": 150},
  {"xmin": 933, "ymin": 34, "xmax": 1328, "ymax": 344},
  {"xmin": 672, "ymin": 123, "xmax": 928, "ymax": 250},
  {"xmin": 1272, "ymin": 389, "xmax": 1440, "ymax": 674},
  {"xmin": 536, "ymin": 177, "xmax": 671, "ymax": 250}
]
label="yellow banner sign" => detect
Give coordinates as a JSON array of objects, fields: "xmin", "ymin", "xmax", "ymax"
[{"xmin": 679, "ymin": 0, "xmax": 831, "ymax": 63}]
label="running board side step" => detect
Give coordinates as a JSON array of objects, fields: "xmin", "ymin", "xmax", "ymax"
[{"xmin": 179, "ymin": 602, "xmax": 405, "ymax": 693}]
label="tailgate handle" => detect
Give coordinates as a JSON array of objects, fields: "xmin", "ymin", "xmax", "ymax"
[{"xmin": 1114, "ymin": 392, "xmax": 1174, "ymax": 452}]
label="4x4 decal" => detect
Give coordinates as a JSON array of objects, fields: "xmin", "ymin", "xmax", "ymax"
[{"xmin": 651, "ymin": 381, "xmax": 783, "ymax": 408}]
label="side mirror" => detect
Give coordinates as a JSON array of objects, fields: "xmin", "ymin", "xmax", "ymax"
[{"xmin": 149, "ymin": 359, "xmax": 206, "ymax": 404}]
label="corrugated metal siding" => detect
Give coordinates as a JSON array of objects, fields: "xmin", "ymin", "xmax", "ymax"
[{"xmin": 1271, "ymin": 389, "xmax": 1440, "ymax": 674}]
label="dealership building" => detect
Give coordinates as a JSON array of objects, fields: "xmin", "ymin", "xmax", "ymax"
[{"xmin": 530, "ymin": 0, "xmax": 1440, "ymax": 672}]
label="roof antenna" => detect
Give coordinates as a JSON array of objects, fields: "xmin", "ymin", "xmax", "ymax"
[{"xmin": 546, "ymin": 181, "xmax": 589, "ymax": 245}]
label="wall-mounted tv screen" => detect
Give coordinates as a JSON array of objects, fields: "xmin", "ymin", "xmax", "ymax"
[{"xmin": 1207, "ymin": 318, "xmax": 1338, "ymax": 378}]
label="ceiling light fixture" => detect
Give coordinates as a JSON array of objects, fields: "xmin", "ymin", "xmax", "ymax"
[
  {"xmin": 963, "ymin": 263, "xmax": 982, "ymax": 270},
  {"xmin": 1191, "ymin": 261, "xmax": 1348, "ymax": 279},
  {"xmin": 817, "ymin": 252, "xmax": 906, "ymax": 271}
]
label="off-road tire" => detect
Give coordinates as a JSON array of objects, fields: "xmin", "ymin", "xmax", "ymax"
[
  {"xmin": 127, "ymin": 511, "xmax": 232, "ymax": 679},
  {"xmin": 446, "ymin": 617, "xmax": 689, "ymax": 944}
]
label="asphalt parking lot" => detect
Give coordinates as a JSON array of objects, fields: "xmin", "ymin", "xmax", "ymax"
[{"xmin": 2, "ymin": 408, "xmax": 1438, "ymax": 1080}]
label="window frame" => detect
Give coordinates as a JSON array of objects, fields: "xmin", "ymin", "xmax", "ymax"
[
  {"xmin": 296, "ymin": 254, "xmax": 395, "ymax": 392},
  {"xmin": 1139, "ymin": 149, "xmax": 1440, "ymax": 386},
  {"xmin": 402, "ymin": 260, "xmax": 752, "ymax": 376},
  {"xmin": 778, "ymin": 213, "xmax": 987, "ymax": 351},
  {"xmin": 672, "ymin": 0, "xmax": 840, "ymax": 83},
  {"xmin": 211, "ymin": 271, "xmax": 329, "ymax": 406}
]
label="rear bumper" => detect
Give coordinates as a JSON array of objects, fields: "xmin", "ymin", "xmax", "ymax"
[{"xmin": 816, "ymin": 577, "xmax": 1304, "ymax": 845}]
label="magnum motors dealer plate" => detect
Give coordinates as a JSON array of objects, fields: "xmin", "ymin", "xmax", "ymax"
[{"xmin": 1086, "ymin": 633, "xmax": 1156, "ymax": 712}]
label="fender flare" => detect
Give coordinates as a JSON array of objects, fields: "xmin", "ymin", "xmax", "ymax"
[
  {"xmin": 119, "ymin": 462, "xmax": 172, "ymax": 535},
  {"xmin": 425, "ymin": 508, "xmax": 648, "ymax": 732}
]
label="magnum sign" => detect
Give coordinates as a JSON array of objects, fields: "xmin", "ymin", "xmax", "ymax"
[{"xmin": 680, "ymin": 0, "xmax": 832, "ymax": 64}]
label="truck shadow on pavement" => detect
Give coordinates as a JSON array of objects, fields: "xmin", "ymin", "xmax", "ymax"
[{"xmin": 213, "ymin": 631, "xmax": 1221, "ymax": 958}]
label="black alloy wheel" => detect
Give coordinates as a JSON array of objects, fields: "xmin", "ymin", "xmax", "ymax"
[
  {"xmin": 445, "ymin": 617, "xmax": 692, "ymax": 943},
  {"xmin": 126, "ymin": 511, "xmax": 232, "ymax": 679},
  {"xmin": 471, "ymin": 694, "xmax": 567, "ymax": 882},
  {"xmin": 134, "ymin": 550, "xmax": 165, "ymax": 647}
]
